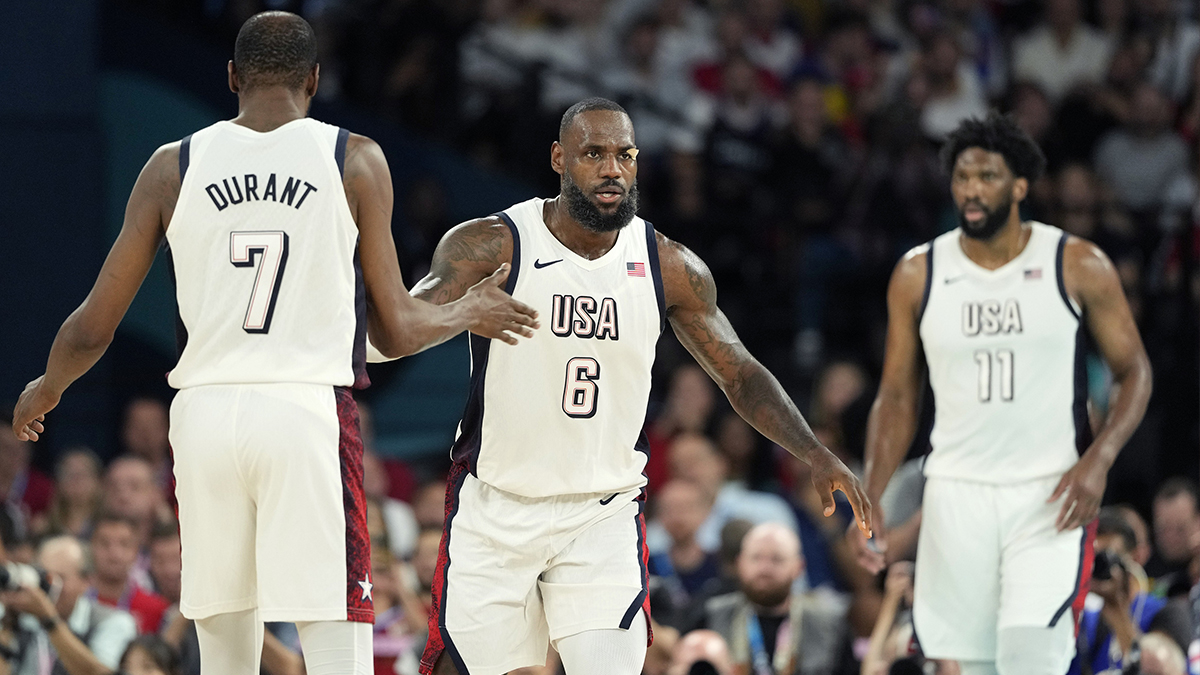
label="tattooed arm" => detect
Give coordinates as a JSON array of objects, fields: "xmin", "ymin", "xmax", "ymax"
[
  {"xmin": 659, "ymin": 232, "xmax": 872, "ymax": 535},
  {"xmin": 411, "ymin": 216, "xmax": 515, "ymax": 305}
]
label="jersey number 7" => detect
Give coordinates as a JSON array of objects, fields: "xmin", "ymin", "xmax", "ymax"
[{"xmin": 230, "ymin": 231, "xmax": 290, "ymax": 334}]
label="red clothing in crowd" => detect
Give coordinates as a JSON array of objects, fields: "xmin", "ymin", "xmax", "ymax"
[{"xmin": 96, "ymin": 585, "xmax": 171, "ymax": 635}]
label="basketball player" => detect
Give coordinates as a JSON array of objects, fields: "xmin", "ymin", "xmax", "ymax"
[
  {"xmin": 402, "ymin": 98, "xmax": 872, "ymax": 675},
  {"xmin": 11, "ymin": 12, "xmax": 537, "ymax": 675},
  {"xmin": 855, "ymin": 113, "xmax": 1152, "ymax": 675}
]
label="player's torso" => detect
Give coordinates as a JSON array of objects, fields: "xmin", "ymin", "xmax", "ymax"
[
  {"xmin": 919, "ymin": 222, "xmax": 1088, "ymax": 483},
  {"xmin": 460, "ymin": 198, "xmax": 665, "ymax": 497},
  {"xmin": 166, "ymin": 119, "xmax": 364, "ymax": 390}
]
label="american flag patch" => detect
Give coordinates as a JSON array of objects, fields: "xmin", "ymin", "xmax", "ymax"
[
  {"xmin": 627, "ymin": 262, "xmax": 646, "ymax": 277},
  {"xmin": 1024, "ymin": 268, "xmax": 1042, "ymax": 280}
]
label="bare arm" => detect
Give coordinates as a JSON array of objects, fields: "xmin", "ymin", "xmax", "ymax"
[
  {"xmin": 411, "ymin": 216, "xmax": 514, "ymax": 305},
  {"xmin": 13, "ymin": 143, "xmax": 179, "ymax": 441},
  {"xmin": 344, "ymin": 135, "xmax": 535, "ymax": 359},
  {"xmin": 659, "ymin": 233, "xmax": 872, "ymax": 534},
  {"xmin": 863, "ymin": 248, "xmax": 928, "ymax": 509},
  {"xmin": 1049, "ymin": 238, "xmax": 1152, "ymax": 530}
]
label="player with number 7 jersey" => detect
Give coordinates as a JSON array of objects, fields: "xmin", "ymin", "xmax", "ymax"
[{"xmin": 11, "ymin": 12, "xmax": 537, "ymax": 674}]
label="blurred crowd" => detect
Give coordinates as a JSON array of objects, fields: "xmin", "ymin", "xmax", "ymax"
[{"xmin": 2, "ymin": 384, "xmax": 1199, "ymax": 674}]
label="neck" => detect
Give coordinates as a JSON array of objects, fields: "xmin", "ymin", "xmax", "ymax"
[
  {"xmin": 1053, "ymin": 23, "xmax": 1074, "ymax": 47},
  {"xmin": 670, "ymin": 539, "xmax": 705, "ymax": 570},
  {"xmin": 960, "ymin": 215, "xmax": 1030, "ymax": 270},
  {"xmin": 233, "ymin": 88, "xmax": 309, "ymax": 132},
  {"xmin": 543, "ymin": 197, "xmax": 621, "ymax": 260},
  {"xmin": 93, "ymin": 576, "xmax": 128, "ymax": 600},
  {"xmin": 752, "ymin": 596, "xmax": 791, "ymax": 617}
]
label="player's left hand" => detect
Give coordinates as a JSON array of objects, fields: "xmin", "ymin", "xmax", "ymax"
[
  {"xmin": 1048, "ymin": 451, "xmax": 1108, "ymax": 532},
  {"xmin": 810, "ymin": 447, "xmax": 872, "ymax": 538},
  {"xmin": 12, "ymin": 376, "xmax": 60, "ymax": 442}
]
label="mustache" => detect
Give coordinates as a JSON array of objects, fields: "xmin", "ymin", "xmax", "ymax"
[{"xmin": 594, "ymin": 179, "xmax": 625, "ymax": 192}]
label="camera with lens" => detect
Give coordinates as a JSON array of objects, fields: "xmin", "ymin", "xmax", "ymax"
[
  {"xmin": 1092, "ymin": 548, "xmax": 1127, "ymax": 582},
  {"xmin": 0, "ymin": 562, "xmax": 52, "ymax": 594}
]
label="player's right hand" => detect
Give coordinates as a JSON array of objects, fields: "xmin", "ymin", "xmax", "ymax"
[
  {"xmin": 463, "ymin": 264, "xmax": 540, "ymax": 345},
  {"xmin": 12, "ymin": 376, "xmax": 59, "ymax": 442}
]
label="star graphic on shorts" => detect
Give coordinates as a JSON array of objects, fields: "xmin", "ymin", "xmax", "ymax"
[{"xmin": 358, "ymin": 575, "xmax": 373, "ymax": 601}]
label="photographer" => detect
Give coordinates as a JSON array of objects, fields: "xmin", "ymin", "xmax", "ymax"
[
  {"xmin": 0, "ymin": 535, "xmax": 135, "ymax": 675},
  {"xmin": 1070, "ymin": 509, "xmax": 1190, "ymax": 675}
]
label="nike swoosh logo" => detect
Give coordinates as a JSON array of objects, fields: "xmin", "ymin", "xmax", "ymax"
[
  {"xmin": 599, "ymin": 493, "xmax": 618, "ymax": 505},
  {"xmin": 534, "ymin": 259, "xmax": 563, "ymax": 269},
  {"xmin": 944, "ymin": 275, "xmax": 967, "ymax": 285}
]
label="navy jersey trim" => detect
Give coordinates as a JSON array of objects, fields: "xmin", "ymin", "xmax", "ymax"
[
  {"xmin": 352, "ymin": 239, "xmax": 370, "ymax": 389},
  {"xmin": 1049, "ymin": 525, "xmax": 1090, "ymax": 627},
  {"xmin": 1055, "ymin": 234, "xmax": 1081, "ymax": 320},
  {"xmin": 163, "ymin": 243, "xmax": 189, "ymax": 358},
  {"xmin": 644, "ymin": 220, "xmax": 667, "ymax": 333},
  {"xmin": 335, "ymin": 128, "xmax": 350, "ymax": 178},
  {"xmin": 1072, "ymin": 324, "xmax": 1093, "ymax": 455},
  {"xmin": 437, "ymin": 462, "xmax": 472, "ymax": 674},
  {"xmin": 450, "ymin": 212, "xmax": 521, "ymax": 470},
  {"xmin": 918, "ymin": 242, "xmax": 934, "ymax": 322},
  {"xmin": 179, "ymin": 134, "xmax": 191, "ymax": 182}
]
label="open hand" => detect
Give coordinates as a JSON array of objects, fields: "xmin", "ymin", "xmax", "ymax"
[
  {"xmin": 12, "ymin": 376, "xmax": 59, "ymax": 442},
  {"xmin": 463, "ymin": 264, "xmax": 540, "ymax": 345},
  {"xmin": 810, "ymin": 447, "xmax": 872, "ymax": 538},
  {"xmin": 1048, "ymin": 450, "xmax": 1108, "ymax": 531}
]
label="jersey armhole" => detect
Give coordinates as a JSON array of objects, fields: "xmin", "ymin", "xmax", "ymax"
[
  {"xmin": 1055, "ymin": 233, "xmax": 1082, "ymax": 320},
  {"xmin": 334, "ymin": 128, "xmax": 350, "ymax": 177},
  {"xmin": 917, "ymin": 242, "xmax": 934, "ymax": 323},
  {"xmin": 179, "ymin": 134, "xmax": 192, "ymax": 182},
  {"xmin": 492, "ymin": 211, "xmax": 521, "ymax": 294},
  {"xmin": 644, "ymin": 220, "xmax": 667, "ymax": 334}
]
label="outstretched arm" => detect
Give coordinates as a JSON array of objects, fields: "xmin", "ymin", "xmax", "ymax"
[
  {"xmin": 659, "ymin": 233, "xmax": 872, "ymax": 535},
  {"xmin": 13, "ymin": 143, "xmax": 179, "ymax": 441},
  {"xmin": 1049, "ymin": 238, "xmax": 1152, "ymax": 531},
  {"xmin": 411, "ymin": 216, "xmax": 515, "ymax": 305},
  {"xmin": 345, "ymin": 136, "xmax": 536, "ymax": 360}
]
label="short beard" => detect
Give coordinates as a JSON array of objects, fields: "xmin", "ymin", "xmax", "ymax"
[
  {"xmin": 959, "ymin": 194, "xmax": 1013, "ymax": 241},
  {"xmin": 562, "ymin": 173, "xmax": 639, "ymax": 233},
  {"xmin": 741, "ymin": 581, "xmax": 791, "ymax": 609}
]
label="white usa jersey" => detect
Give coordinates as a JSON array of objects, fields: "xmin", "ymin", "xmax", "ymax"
[
  {"xmin": 919, "ymin": 222, "xmax": 1091, "ymax": 483},
  {"xmin": 451, "ymin": 198, "xmax": 664, "ymax": 498},
  {"xmin": 166, "ymin": 118, "xmax": 367, "ymax": 390}
]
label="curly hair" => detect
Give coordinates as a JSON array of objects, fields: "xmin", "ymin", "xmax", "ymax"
[
  {"xmin": 233, "ymin": 11, "xmax": 317, "ymax": 92},
  {"xmin": 940, "ymin": 111, "xmax": 1047, "ymax": 181}
]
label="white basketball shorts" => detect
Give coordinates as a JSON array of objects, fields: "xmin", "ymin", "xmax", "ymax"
[
  {"xmin": 420, "ymin": 462, "xmax": 652, "ymax": 675},
  {"xmin": 169, "ymin": 383, "xmax": 373, "ymax": 624},
  {"xmin": 913, "ymin": 474, "xmax": 1095, "ymax": 661}
]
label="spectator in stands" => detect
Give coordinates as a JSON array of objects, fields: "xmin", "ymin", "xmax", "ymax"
[
  {"xmin": 1, "ymin": 535, "xmax": 137, "ymax": 674},
  {"xmin": 1094, "ymin": 82, "xmax": 1195, "ymax": 214},
  {"xmin": 1114, "ymin": 503, "xmax": 1155, "ymax": 569},
  {"xmin": 1139, "ymin": 631, "xmax": 1189, "ymax": 675},
  {"xmin": 645, "ymin": 364, "xmax": 717, "ymax": 493},
  {"xmin": 861, "ymin": 562, "xmax": 923, "ymax": 675},
  {"xmin": 658, "ymin": 433, "xmax": 797, "ymax": 554},
  {"xmin": 666, "ymin": 629, "xmax": 735, "ymax": 675},
  {"xmin": 36, "ymin": 447, "xmax": 103, "ymax": 539},
  {"xmin": 119, "ymin": 397, "xmax": 172, "ymax": 497},
  {"xmin": 411, "ymin": 478, "xmax": 447, "ymax": 531},
  {"xmin": 694, "ymin": 523, "xmax": 850, "ymax": 675},
  {"xmin": 363, "ymin": 448, "xmax": 418, "ymax": 561},
  {"xmin": 742, "ymin": 0, "xmax": 802, "ymax": 80},
  {"xmin": 1148, "ymin": 479, "xmax": 1200, "ymax": 587},
  {"xmin": 103, "ymin": 456, "xmax": 172, "ymax": 555},
  {"xmin": 89, "ymin": 514, "xmax": 169, "ymax": 635},
  {"xmin": 1071, "ymin": 507, "xmax": 1193, "ymax": 674},
  {"xmin": 648, "ymin": 480, "xmax": 721, "ymax": 629},
  {"xmin": 944, "ymin": 0, "xmax": 1008, "ymax": 98},
  {"xmin": 915, "ymin": 29, "xmax": 988, "ymax": 140},
  {"xmin": 0, "ymin": 412, "xmax": 54, "ymax": 533},
  {"xmin": 1011, "ymin": 0, "xmax": 1113, "ymax": 103},
  {"xmin": 1140, "ymin": 0, "xmax": 1200, "ymax": 102},
  {"xmin": 119, "ymin": 635, "xmax": 181, "ymax": 675}
]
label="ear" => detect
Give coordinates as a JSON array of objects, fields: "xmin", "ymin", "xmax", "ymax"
[
  {"xmin": 306, "ymin": 63, "xmax": 320, "ymax": 99},
  {"xmin": 228, "ymin": 61, "xmax": 239, "ymax": 94},
  {"xmin": 1012, "ymin": 176, "xmax": 1029, "ymax": 203},
  {"xmin": 550, "ymin": 141, "xmax": 565, "ymax": 176}
]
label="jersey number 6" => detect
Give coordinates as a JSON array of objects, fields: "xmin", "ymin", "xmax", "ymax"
[
  {"xmin": 563, "ymin": 357, "xmax": 600, "ymax": 418},
  {"xmin": 230, "ymin": 231, "xmax": 290, "ymax": 334}
]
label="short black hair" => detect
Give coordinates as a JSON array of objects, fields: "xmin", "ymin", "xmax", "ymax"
[
  {"xmin": 559, "ymin": 98, "xmax": 630, "ymax": 141},
  {"xmin": 233, "ymin": 11, "xmax": 318, "ymax": 91},
  {"xmin": 1097, "ymin": 506, "xmax": 1137, "ymax": 555},
  {"xmin": 940, "ymin": 111, "xmax": 1047, "ymax": 181},
  {"xmin": 1155, "ymin": 477, "xmax": 1200, "ymax": 511}
]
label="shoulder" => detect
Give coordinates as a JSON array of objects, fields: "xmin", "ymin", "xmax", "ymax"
[
  {"xmin": 342, "ymin": 133, "xmax": 387, "ymax": 179},
  {"xmin": 432, "ymin": 215, "xmax": 514, "ymax": 267},
  {"xmin": 889, "ymin": 242, "xmax": 931, "ymax": 303},
  {"xmin": 655, "ymin": 230, "xmax": 715, "ymax": 311},
  {"xmin": 145, "ymin": 141, "xmax": 183, "ymax": 186},
  {"xmin": 1059, "ymin": 234, "xmax": 1122, "ymax": 307}
]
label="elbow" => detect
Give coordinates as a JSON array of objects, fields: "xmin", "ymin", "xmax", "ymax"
[{"xmin": 63, "ymin": 312, "xmax": 114, "ymax": 355}]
